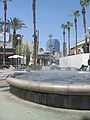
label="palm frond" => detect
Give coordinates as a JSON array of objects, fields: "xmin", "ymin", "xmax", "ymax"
[
  {"xmin": 80, "ymin": 0, "xmax": 90, "ymax": 6},
  {"xmin": 86, "ymin": 0, "xmax": 90, "ymax": 6},
  {"xmin": 10, "ymin": 17, "xmax": 27, "ymax": 33},
  {"xmin": 73, "ymin": 10, "xmax": 80, "ymax": 17},
  {"xmin": 61, "ymin": 24, "xmax": 67, "ymax": 29},
  {"xmin": 80, "ymin": 0, "xmax": 86, "ymax": 6},
  {"xmin": 67, "ymin": 21, "xmax": 73, "ymax": 28}
]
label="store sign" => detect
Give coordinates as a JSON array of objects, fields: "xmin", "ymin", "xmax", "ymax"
[{"xmin": 0, "ymin": 22, "xmax": 10, "ymax": 42}]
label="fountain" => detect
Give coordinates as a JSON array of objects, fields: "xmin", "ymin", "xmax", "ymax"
[{"xmin": 6, "ymin": 68, "xmax": 90, "ymax": 110}]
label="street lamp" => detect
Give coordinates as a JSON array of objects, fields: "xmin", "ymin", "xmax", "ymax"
[
  {"xmin": 17, "ymin": 36, "xmax": 21, "ymax": 68},
  {"xmin": 17, "ymin": 37, "xmax": 21, "ymax": 55},
  {"xmin": 48, "ymin": 34, "xmax": 52, "ymax": 65}
]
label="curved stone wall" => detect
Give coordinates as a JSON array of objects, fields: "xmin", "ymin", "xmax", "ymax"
[{"xmin": 7, "ymin": 76, "xmax": 90, "ymax": 110}]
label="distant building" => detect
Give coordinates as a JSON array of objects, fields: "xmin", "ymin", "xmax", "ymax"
[
  {"xmin": 0, "ymin": 21, "xmax": 15, "ymax": 66},
  {"xmin": 70, "ymin": 38, "xmax": 89, "ymax": 55},
  {"xmin": 0, "ymin": 21, "xmax": 12, "ymax": 48},
  {"xmin": 46, "ymin": 39, "xmax": 60, "ymax": 53}
]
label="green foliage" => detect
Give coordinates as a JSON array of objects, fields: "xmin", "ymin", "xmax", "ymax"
[
  {"xmin": 10, "ymin": 17, "xmax": 27, "ymax": 34},
  {"xmin": 85, "ymin": 0, "xmax": 90, "ymax": 6},
  {"xmin": 15, "ymin": 43, "xmax": 30, "ymax": 56},
  {"xmin": 73, "ymin": 10, "xmax": 80, "ymax": 17},
  {"xmin": 15, "ymin": 44, "xmax": 21, "ymax": 55},
  {"xmin": 61, "ymin": 24, "xmax": 67, "ymax": 29},
  {"xmin": 25, "ymin": 43, "xmax": 30, "ymax": 55},
  {"xmin": 66, "ymin": 21, "xmax": 73, "ymax": 29},
  {"xmin": 80, "ymin": 0, "xmax": 90, "ymax": 6},
  {"xmin": 0, "ymin": 64, "xmax": 3, "ymax": 69}
]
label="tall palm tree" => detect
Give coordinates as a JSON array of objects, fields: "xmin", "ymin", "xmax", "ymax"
[
  {"xmin": 72, "ymin": 10, "xmax": 80, "ymax": 55},
  {"xmin": 10, "ymin": 17, "xmax": 26, "ymax": 48},
  {"xmin": 66, "ymin": 21, "xmax": 73, "ymax": 56},
  {"xmin": 0, "ymin": 0, "xmax": 11, "ymax": 66},
  {"xmin": 80, "ymin": 0, "xmax": 86, "ymax": 34},
  {"xmin": 32, "ymin": 0, "xmax": 37, "ymax": 69},
  {"xmin": 80, "ymin": 0, "xmax": 90, "ymax": 53},
  {"xmin": 61, "ymin": 24, "xmax": 67, "ymax": 57}
]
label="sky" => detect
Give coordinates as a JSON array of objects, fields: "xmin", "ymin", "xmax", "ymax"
[{"xmin": 0, "ymin": 0, "xmax": 90, "ymax": 52}]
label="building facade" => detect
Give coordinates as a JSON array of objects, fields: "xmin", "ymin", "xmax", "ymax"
[
  {"xmin": 46, "ymin": 39, "xmax": 60, "ymax": 53},
  {"xmin": 70, "ymin": 38, "xmax": 89, "ymax": 55},
  {"xmin": 0, "ymin": 21, "xmax": 12, "ymax": 48}
]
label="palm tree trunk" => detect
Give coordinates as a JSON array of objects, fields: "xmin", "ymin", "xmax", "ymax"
[
  {"xmin": 63, "ymin": 28, "xmax": 66, "ymax": 57},
  {"xmin": 68, "ymin": 28, "xmax": 70, "ymax": 55},
  {"xmin": 32, "ymin": 0, "xmax": 37, "ymax": 69},
  {"xmin": 13, "ymin": 29, "xmax": 16, "ymax": 48},
  {"xmin": 82, "ymin": 6, "xmax": 86, "ymax": 34},
  {"xmin": 3, "ymin": 0, "xmax": 7, "ymax": 66},
  {"xmin": 82, "ymin": 6, "xmax": 87, "ymax": 53},
  {"xmin": 74, "ymin": 16, "xmax": 78, "ymax": 55},
  {"xmin": 26, "ymin": 54, "xmax": 30, "ymax": 66}
]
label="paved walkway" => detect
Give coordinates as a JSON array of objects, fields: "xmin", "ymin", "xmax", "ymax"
[{"xmin": 0, "ymin": 80, "xmax": 90, "ymax": 120}]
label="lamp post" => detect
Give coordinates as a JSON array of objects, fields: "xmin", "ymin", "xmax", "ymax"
[
  {"xmin": 48, "ymin": 34, "xmax": 52, "ymax": 65},
  {"xmin": 17, "ymin": 36, "xmax": 21, "ymax": 68}
]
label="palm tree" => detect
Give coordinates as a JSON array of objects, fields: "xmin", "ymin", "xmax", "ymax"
[
  {"xmin": 32, "ymin": 0, "xmax": 37, "ymax": 69},
  {"xmin": 66, "ymin": 21, "xmax": 73, "ymax": 56},
  {"xmin": 86, "ymin": 0, "xmax": 90, "ymax": 6},
  {"xmin": 61, "ymin": 24, "xmax": 67, "ymax": 57},
  {"xmin": 80, "ymin": 0, "xmax": 86, "ymax": 34},
  {"xmin": 80, "ymin": 0, "xmax": 90, "ymax": 53},
  {"xmin": 72, "ymin": 10, "xmax": 80, "ymax": 55},
  {"xmin": 10, "ymin": 17, "xmax": 26, "ymax": 48},
  {"xmin": 0, "ymin": 0, "xmax": 11, "ymax": 66}
]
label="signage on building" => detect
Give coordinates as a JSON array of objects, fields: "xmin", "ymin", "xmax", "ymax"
[{"xmin": 0, "ymin": 22, "xmax": 10, "ymax": 43}]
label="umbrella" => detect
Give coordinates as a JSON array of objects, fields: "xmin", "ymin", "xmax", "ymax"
[
  {"xmin": 8, "ymin": 55, "xmax": 23, "ymax": 59},
  {"xmin": 8, "ymin": 55, "xmax": 23, "ymax": 68}
]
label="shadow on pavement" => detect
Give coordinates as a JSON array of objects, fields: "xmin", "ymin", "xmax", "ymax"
[
  {"xmin": 2, "ymin": 88, "xmax": 10, "ymax": 91},
  {"xmin": 82, "ymin": 117, "xmax": 90, "ymax": 120},
  {"xmin": 0, "ymin": 87, "xmax": 9, "ymax": 91},
  {"xmin": 0, "ymin": 85, "xmax": 9, "ymax": 88}
]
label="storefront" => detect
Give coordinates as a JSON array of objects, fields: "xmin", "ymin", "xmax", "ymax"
[{"xmin": 0, "ymin": 48, "xmax": 15, "ymax": 66}]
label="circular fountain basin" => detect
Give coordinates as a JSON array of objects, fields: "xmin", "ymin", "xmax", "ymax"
[{"xmin": 7, "ymin": 70, "xmax": 90, "ymax": 110}]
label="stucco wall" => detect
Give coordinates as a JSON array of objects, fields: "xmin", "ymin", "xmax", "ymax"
[{"xmin": 59, "ymin": 53, "xmax": 89, "ymax": 68}]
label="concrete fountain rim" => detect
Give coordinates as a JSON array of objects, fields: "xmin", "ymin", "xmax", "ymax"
[{"xmin": 6, "ymin": 76, "xmax": 90, "ymax": 95}]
